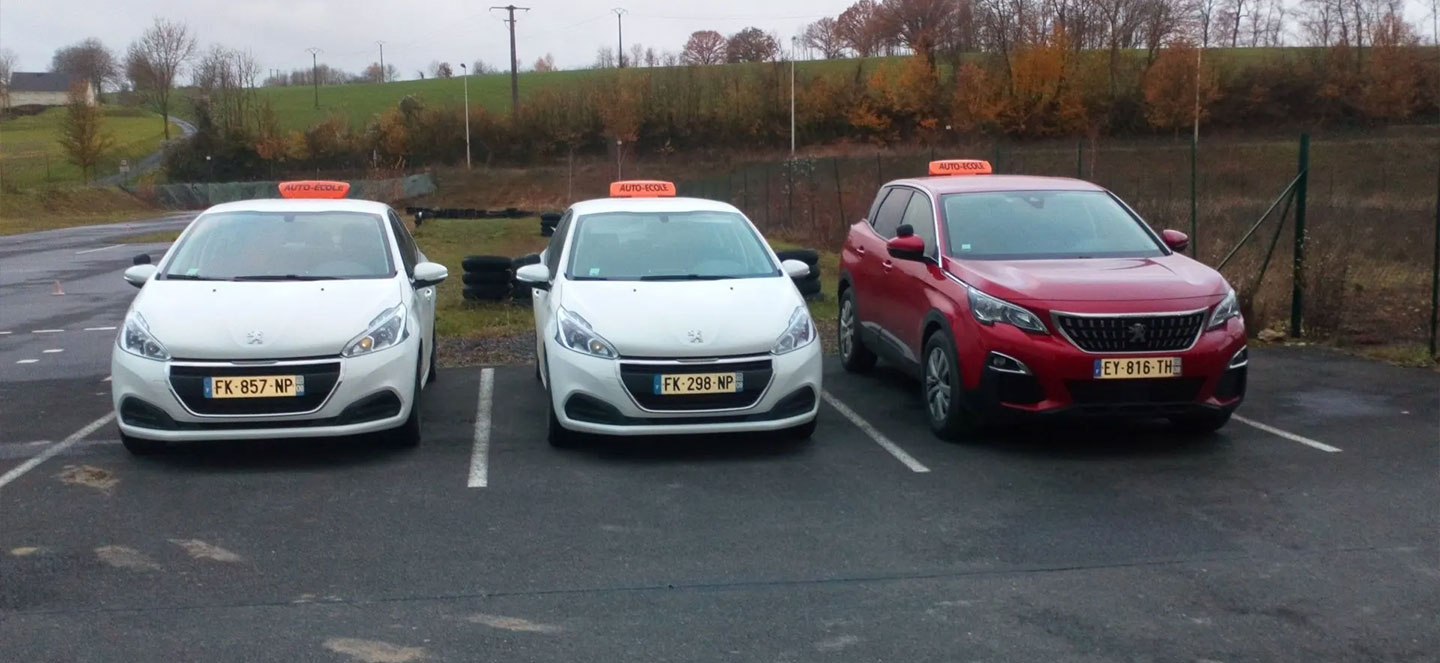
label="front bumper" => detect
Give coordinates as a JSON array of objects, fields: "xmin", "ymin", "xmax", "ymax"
[
  {"xmin": 545, "ymin": 340, "xmax": 823, "ymax": 436},
  {"xmin": 110, "ymin": 341, "xmax": 419, "ymax": 442},
  {"xmin": 957, "ymin": 317, "xmax": 1247, "ymax": 418}
]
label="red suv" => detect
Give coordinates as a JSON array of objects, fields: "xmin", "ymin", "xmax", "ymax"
[{"xmin": 837, "ymin": 160, "xmax": 1247, "ymax": 438}]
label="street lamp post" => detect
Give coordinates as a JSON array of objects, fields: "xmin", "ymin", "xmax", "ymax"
[{"xmin": 461, "ymin": 63, "xmax": 472, "ymax": 170}]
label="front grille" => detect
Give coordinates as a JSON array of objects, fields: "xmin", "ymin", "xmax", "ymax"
[
  {"xmin": 1066, "ymin": 378, "xmax": 1204, "ymax": 405},
  {"xmin": 170, "ymin": 362, "xmax": 341, "ymax": 415},
  {"xmin": 619, "ymin": 359, "xmax": 772, "ymax": 411},
  {"xmin": 1055, "ymin": 312, "xmax": 1205, "ymax": 353}
]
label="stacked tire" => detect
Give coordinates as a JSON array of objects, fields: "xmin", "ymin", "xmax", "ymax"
[
  {"xmin": 777, "ymin": 249, "xmax": 822, "ymax": 299},
  {"xmin": 540, "ymin": 212, "xmax": 561, "ymax": 237},
  {"xmin": 511, "ymin": 253, "xmax": 541, "ymax": 304},
  {"xmin": 461, "ymin": 255, "xmax": 512, "ymax": 301}
]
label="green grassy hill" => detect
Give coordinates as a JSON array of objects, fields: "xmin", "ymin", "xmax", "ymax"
[{"xmin": 0, "ymin": 106, "xmax": 177, "ymax": 188}]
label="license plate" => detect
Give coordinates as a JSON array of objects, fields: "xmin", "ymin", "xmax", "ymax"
[
  {"xmin": 653, "ymin": 372, "xmax": 742, "ymax": 395},
  {"xmin": 1093, "ymin": 358, "xmax": 1182, "ymax": 379},
  {"xmin": 205, "ymin": 375, "xmax": 306, "ymax": 399}
]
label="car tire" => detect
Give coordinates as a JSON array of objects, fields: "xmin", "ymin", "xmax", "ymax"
[
  {"xmin": 120, "ymin": 432, "xmax": 167, "ymax": 456},
  {"xmin": 838, "ymin": 289, "xmax": 877, "ymax": 373},
  {"xmin": 461, "ymin": 255, "xmax": 511, "ymax": 272},
  {"xmin": 1169, "ymin": 411, "xmax": 1232, "ymax": 434},
  {"xmin": 785, "ymin": 417, "xmax": 818, "ymax": 440},
  {"xmin": 922, "ymin": 331, "xmax": 983, "ymax": 440},
  {"xmin": 540, "ymin": 226, "xmax": 554, "ymax": 237},
  {"xmin": 391, "ymin": 356, "xmax": 424, "ymax": 448},
  {"xmin": 463, "ymin": 271, "xmax": 511, "ymax": 286},
  {"xmin": 796, "ymin": 278, "xmax": 822, "ymax": 297}
]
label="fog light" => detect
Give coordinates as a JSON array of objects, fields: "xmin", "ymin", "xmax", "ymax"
[
  {"xmin": 1229, "ymin": 346, "xmax": 1249, "ymax": 369},
  {"xmin": 987, "ymin": 352, "xmax": 1031, "ymax": 375}
]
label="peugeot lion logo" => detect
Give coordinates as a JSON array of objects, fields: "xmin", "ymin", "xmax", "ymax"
[
  {"xmin": 246, "ymin": 331, "xmax": 265, "ymax": 345},
  {"xmin": 687, "ymin": 330, "xmax": 704, "ymax": 344},
  {"xmin": 1127, "ymin": 323, "xmax": 1147, "ymax": 344}
]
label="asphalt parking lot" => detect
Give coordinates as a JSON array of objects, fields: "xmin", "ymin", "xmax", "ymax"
[{"xmin": 1, "ymin": 220, "xmax": 1437, "ymax": 662}]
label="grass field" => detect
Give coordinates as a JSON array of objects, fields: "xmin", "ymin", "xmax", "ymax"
[
  {"xmin": 0, "ymin": 106, "xmax": 176, "ymax": 188},
  {"xmin": 0, "ymin": 187, "xmax": 165, "ymax": 236}
]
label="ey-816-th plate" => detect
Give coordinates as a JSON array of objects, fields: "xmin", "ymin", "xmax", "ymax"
[
  {"xmin": 653, "ymin": 372, "xmax": 742, "ymax": 395},
  {"xmin": 205, "ymin": 375, "xmax": 306, "ymax": 399},
  {"xmin": 1093, "ymin": 357, "xmax": 1182, "ymax": 380}
]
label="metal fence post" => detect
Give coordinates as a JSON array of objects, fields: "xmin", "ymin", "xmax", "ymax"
[
  {"xmin": 1430, "ymin": 154, "xmax": 1439, "ymax": 357},
  {"xmin": 1077, "ymin": 140, "xmax": 1084, "ymax": 179},
  {"xmin": 832, "ymin": 158, "xmax": 845, "ymax": 224},
  {"xmin": 1190, "ymin": 133, "xmax": 1198, "ymax": 258},
  {"xmin": 1291, "ymin": 133, "xmax": 1310, "ymax": 338}
]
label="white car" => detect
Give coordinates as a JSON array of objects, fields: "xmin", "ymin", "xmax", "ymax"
[
  {"xmin": 110, "ymin": 182, "xmax": 448, "ymax": 455},
  {"xmin": 516, "ymin": 180, "xmax": 823, "ymax": 447}
]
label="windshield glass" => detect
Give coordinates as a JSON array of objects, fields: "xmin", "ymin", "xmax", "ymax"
[
  {"xmin": 161, "ymin": 211, "xmax": 395, "ymax": 280},
  {"xmin": 566, "ymin": 211, "xmax": 779, "ymax": 281},
  {"xmin": 941, "ymin": 191, "xmax": 1164, "ymax": 260}
]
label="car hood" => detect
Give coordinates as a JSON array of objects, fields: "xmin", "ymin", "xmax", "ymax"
[
  {"xmin": 952, "ymin": 255, "xmax": 1228, "ymax": 304},
  {"xmin": 560, "ymin": 277, "xmax": 803, "ymax": 357},
  {"xmin": 133, "ymin": 279, "xmax": 404, "ymax": 360}
]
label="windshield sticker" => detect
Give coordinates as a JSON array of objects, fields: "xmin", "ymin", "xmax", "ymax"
[
  {"xmin": 589, "ymin": 267, "xmax": 600, "ymax": 276},
  {"xmin": 186, "ymin": 267, "xmax": 200, "ymax": 275},
  {"xmin": 961, "ymin": 244, "xmax": 972, "ymax": 251}
]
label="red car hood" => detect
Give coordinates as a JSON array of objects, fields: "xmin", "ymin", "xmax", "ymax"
[{"xmin": 950, "ymin": 255, "xmax": 1228, "ymax": 305}]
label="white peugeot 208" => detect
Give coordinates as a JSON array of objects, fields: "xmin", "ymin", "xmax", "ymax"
[
  {"xmin": 110, "ymin": 181, "xmax": 448, "ymax": 455},
  {"xmin": 516, "ymin": 180, "xmax": 822, "ymax": 447}
]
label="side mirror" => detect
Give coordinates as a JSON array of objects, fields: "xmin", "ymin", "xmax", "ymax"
[
  {"xmin": 1161, "ymin": 229, "xmax": 1190, "ymax": 253},
  {"xmin": 133, "ymin": 254, "xmax": 151, "ymax": 265},
  {"xmin": 781, "ymin": 259, "xmax": 810, "ymax": 279},
  {"xmin": 896, "ymin": 224, "xmax": 915, "ymax": 238},
  {"xmin": 413, "ymin": 261, "xmax": 448, "ymax": 289},
  {"xmin": 515, "ymin": 263, "xmax": 552, "ymax": 291},
  {"xmin": 123, "ymin": 264, "xmax": 158, "ymax": 288},
  {"xmin": 887, "ymin": 234, "xmax": 927, "ymax": 262}
]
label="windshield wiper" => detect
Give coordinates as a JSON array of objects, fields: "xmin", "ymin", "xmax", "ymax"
[
  {"xmin": 639, "ymin": 274, "xmax": 737, "ymax": 281},
  {"xmin": 231, "ymin": 274, "xmax": 340, "ymax": 281},
  {"xmin": 569, "ymin": 276, "xmax": 613, "ymax": 281},
  {"xmin": 161, "ymin": 273, "xmax": 220, "ymax": 281}
]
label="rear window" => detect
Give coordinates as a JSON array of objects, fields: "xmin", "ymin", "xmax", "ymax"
[{"xmin": 940, "ymin": 191, "xmax": 1163, "ymax": 260}]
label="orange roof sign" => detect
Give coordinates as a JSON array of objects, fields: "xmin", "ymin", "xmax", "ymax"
[
  {"xmin": 278, "ymin": 180, "xmax": 351, "ymax": 199},
  {"xmin": 610, "ymin": 180, "xmax": 677, "ymax": 198},
  {"xmin": 929, "ymin": 160, "xmax": 993, "ymax": 176}
]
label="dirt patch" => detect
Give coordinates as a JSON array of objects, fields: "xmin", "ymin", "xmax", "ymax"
[
  {"xmin": 94, "ymin": 546, "xmax": 160, "ymax": 571},
  {"xmin": 322, "ymin": 638, "xmax": 427, "ymax": 663},
  {"xmin": 466, "ymin": 614, "xmax": 563, "ymax": 634},
  {"xmin": 438, "ymin": 334, "xmax": 534, "ymax": 367},
  {"xmin": 56, "ymin": 465, "xmax": 118, "ymax": 493},
  {"xmin": 169, "ymin": 539, "xmax": 243, "ymax": 563}
]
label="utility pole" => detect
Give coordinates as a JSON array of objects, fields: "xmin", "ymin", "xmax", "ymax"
[
  {"xmin": 1190, "ymin": 42, "xmax": 1201, "ymax": 258},
  {"xmin": 460, "ymin": 63, "xmax": 472, "ymax": 170},
  {"xmin": 490, "ymin": 4, "xmax": 531, "ymax": 116},
  {"xmin": 376, "ymin": 41, "xmax": 386, "ymax": 82},
  {"xmin": 613, "ymin": 8, "xmax": 627, "ymax": 68},
  {"xmin": 306, "ymin": 47, "xmax": 323, "ymax": 109},
  {"xmin": 790, "ymin": 36, "xmax": 798, "ymax": 158}
]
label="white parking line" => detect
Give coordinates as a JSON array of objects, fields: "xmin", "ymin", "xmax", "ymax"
[
  {"xmin": 821, "ymin": 391, "xmax": 930, "ymax": 473},
  {"xmin": 84, "ymin": 326, "xmax": 117, "ymax": 332},
  {"xmin": 468, "ymin": 368, "xmax": 496, "ymax": 488},
  {"xmin": 43, "ymin": 349, "xmax": 64, "ymax": 354},
  {"xmin": 0, "ymin": 412, "xmax": 117, "ymax": 490},
  {"xmin": 75, "ymin": 244, "xmax": 121, "ymax": 255},
  {"xmin": 15, "ymin": 359, "xmax": 38, "ymax": 365},
  {"xmin": 32, "ymin": 329, "xmax": 63, "ymax": 334},
  {"xmin": 0, "ymin": 331, "xmax": 12, "ymax": 335},
  {"xmin": 1234, "ymin": 414, "xmax": 1342, "ymax": 453}
]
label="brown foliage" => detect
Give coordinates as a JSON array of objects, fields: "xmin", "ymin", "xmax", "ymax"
[{"xmin": 1142, "ymin": 40, "xmax": 1220, "ymax": 134}]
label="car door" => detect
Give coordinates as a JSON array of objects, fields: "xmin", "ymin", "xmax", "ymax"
[
  {"xmin": 851, "ymin": 187, "xmax": 908, "ymax": 339},
  {"xmin": 534, "ymin": 209, "xmax": 573, "ymax": 367},
  {"xmin": 886, "ymin": 190, "xmax": 942, "ymax": 358},
  {"xmin": 861, "ymin": 188, "xmax": 915, "ymax": 357},
  {"xmin": 389, "ymin": 211, "xmax": 433, "ymax": 368}
]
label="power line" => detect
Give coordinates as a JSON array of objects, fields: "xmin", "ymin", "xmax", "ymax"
[{"xmin": 489, "ymin": 5, "xmax": 531, "ymax": 116}]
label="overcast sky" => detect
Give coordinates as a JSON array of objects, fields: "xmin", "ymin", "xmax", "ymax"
[{"xmin": 2, "ymin": 0, "xmax": 1436, "ymax": 80}]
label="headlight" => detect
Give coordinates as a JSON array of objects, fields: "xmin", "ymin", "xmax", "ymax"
[
  {"xmin": 967, "ymin": 287, "xmax": 1047, "ymax": 334},
  {"xmin": 555, "ymin": 307, "xmax": 617, "ymax": 359},
  {"xmin": 1207, "ymin": 289, "xmax": 1240, "ymax": 329},
  {"xmin": 772, "ymin": 306, "xmax": 816, "ymax": 354},
  {"xmin": 119, "ymin": 311, "xmax": 170, "ymax": 361},
  {"xmin": 343, "ymin": 304, "xmax": 409, "ymax": 357}
]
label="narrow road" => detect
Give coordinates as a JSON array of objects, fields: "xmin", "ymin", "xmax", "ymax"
[{"xmin": 95, "ymin": 116, "xmax": 197, "ymax": 187}]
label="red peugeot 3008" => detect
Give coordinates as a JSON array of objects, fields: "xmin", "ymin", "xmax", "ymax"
[{"xmin": 837, "ymin": 160, "xmax": 1247, "ymax": 439}]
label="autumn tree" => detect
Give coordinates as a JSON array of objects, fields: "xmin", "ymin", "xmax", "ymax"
[
  {"xmin": 878, "ymin": 0, "xmax": 957, "ymax": 66},
  {"xmin": 534, "ymin": 53, "xmax": 557, "ymax": 72},
  {"xmin": 52, "ymin": 38, "xmax": 116, "ymax": 101},
  {"xmin": 681, "ymin": 31, "xmax": 727, "ymax": 65},
  {"xmin": 837, "ymin": 0, "xmax": 889, "ymax": 56},
  {"xmin": 726, "ymin": 28, "xmax": 780, "ymax": 63},
  {"xmin": 365, "ymin": 62, "xmax": 398, "ymax": 83},
  {"xmin": 57, "ymin": 86, "xmax": 114, "ymax": 181},
  {"xmin": 803, "ymin": 18, "xmax": 847, "ymax": 58},
  {"xmin": 1360, "ymin": 11, "xmax": 1422, "ymax": 120},
  {"xmin": 125, "ymin": 18, "xmax": 196, "ymax": 139},
  {"xmin": 1142, "ymin": 39, "xmax": 1220, "ymax": 135}
]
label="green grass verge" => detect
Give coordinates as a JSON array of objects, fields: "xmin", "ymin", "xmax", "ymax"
[
  {"xmin": 0, "ymin": 106, "xmax": 177, "ymax": 188},
  {"xmin": 0, "ymin": 187, "xmax": 165, "ymax": 236}
]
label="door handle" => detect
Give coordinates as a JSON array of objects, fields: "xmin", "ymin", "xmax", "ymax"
[
  {"xmin": 855, "ymin": 245, "xmax": 866, "ymax": 255},
  {"xmin": 882, "ymin": 260, "xmax": 894, "ymax": 272}
]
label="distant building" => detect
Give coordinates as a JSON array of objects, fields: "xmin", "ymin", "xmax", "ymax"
[{"xmin": 4, "ymin": 72, "xmax": 94, "ymax": 108}]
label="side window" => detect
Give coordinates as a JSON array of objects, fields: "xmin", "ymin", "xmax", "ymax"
[
  {"xmin": 544, "ymin": 210, "xmax": 573, "ymax": 277},
  {"xmin": 899, "ymin": 193, "xmax": 938, "ymax": 258},
  {"xmin": 387, "ymin": 212, "xmax": 418, "ymax": 277},
  {"xmin": 873, "ymin": 189, "xmax": 912, "ymax": 239},
  {"xmin": 866, "ymin": 189, "xmax": 889, "ymax": 226}
]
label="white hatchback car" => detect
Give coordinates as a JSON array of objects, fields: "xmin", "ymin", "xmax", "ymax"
[
  {"xmin": 516, "ymin": 181, "xmax": 823, "ymax": 447},
  {"xmin": 111, "ymin": 182, "xmax": 448, "ymax": 455}
]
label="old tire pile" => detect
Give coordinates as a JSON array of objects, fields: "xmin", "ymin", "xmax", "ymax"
[
  {"xmin": 776, "ymin": 249, "xmax": 822, "ymax": 299},
  {"xmin": 461, "ymin": 255, "xmax": 512, "ymax": 301},
  {"xmin": 510, "ymin": 253, "xmax": 541, "ymax": 304},
  {"xmin": 540, "ymin": 212, "xmax": 561, "ymax": 237}
]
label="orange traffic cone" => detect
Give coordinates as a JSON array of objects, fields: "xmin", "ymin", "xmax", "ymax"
[{"xmin": 52, "ymin": 280, "xmax": 65, "ymax": 296}]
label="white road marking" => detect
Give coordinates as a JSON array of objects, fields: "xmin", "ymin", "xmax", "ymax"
[
  {"xmin": 1234, "ymin": 414, "xmax": 1342, "ymax": 453},
  {"xmin": 102, "ymin": 376, "xmax": 112, "ymax": 382},
  {"xmin": 32, "ymin": 329, "xmax": 63, "ymax": 334},
  {"xmin": 821, "ymin": 391, "xmax": 930, "ymax": 473},
  {"xmin": 42, "ymin": 349, "xmax": 64, "ymax": 354},
  {"xmin": 0, "ymin": 331, "xmax": 11, "ymax": 335},
  {"xmin": 468, "ymin": 368, "xmax": 495, "ymax": 488},
  {"xmin": 0, "ymin": 412, "xmax": 117, "ymax": 490},
  {"xmin": 84, "ymin": 326, "xmax": 117, "ymax": 332},
  {"xmin": 15, "ymin": 359, "xmax": 38, "ymax": 365},
  {"xmin": 75, "ymin": 244, "xmax": 121, "ymax": 255}
]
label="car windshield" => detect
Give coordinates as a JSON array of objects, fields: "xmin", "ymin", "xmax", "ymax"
[
  {"xmin": 566, "ymin": 210, "xmax": 779, "ymax": 281},
  {"xmin": 940, "ymin": 190, "xmax": 1164, "ymax": 260},
  {"xmin": 160, "ymin": 211, "xmax": 395, "ymax": 281}
]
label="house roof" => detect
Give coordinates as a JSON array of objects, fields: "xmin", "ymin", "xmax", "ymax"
[{"xmin": 7, "ymin": 72, "xmax": 84, "ymax": 93}]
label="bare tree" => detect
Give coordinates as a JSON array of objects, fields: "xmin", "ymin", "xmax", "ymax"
[
  {"xmin": 630, "ymin": 43, "xmax": 646, "ymax": 68},
  {"xmin": 803, "ymin": 17, "xmax": 848, "ymax": 58},
  {"xmin": 52, "ymin": 38, "xmax": 117, "ymax": 101},
  {"xmin": 429, "ymin": 61, "xmax": 453, "ymax": 78},
  {"xmin": 364, "ymin": 62, "xmax": 399, "ymax": 83},
  {"xmin": 661, "ymin": 51, "xmax": 681, "ymax": 67},
  {"xmin": 681, "ymin": 30, "xmax": 728, "ymax": 64},
  {"xmin": 837, "ymin": 0, "xmax": 889, "ymax": 56},
  {"xmin": 594, "ymin": 47, "xmax": 617, "ymax": 69},
  {"xmin": 879, "ymin": 0, "xmax": 958, "ymax": 65},
  {"xmin": 472, "ymin": 59, "xmax": 496, "ymax": 74},
  {"xmin": 1195, "ymin": 0, "xmax": 1222, "ymax": 46},
  {"xmin": 126, "ymin": 18, "xmax": 196, "ymax": 140},
  {"xmin": 644, "ymin": 47, "xmax": 659, "ymax": 67},
  {"xmin": 0, "ymin": 48, "xmax": 15, "ymax": 91},
  {"xmin": 533, "ymin": 53, "xmax": 557, "ymax": 72}
]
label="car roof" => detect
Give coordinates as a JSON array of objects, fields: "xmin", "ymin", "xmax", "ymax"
[
  {"xmin": 889, "ymin": 174, "xmax": 1106, "ymax": 196},
  {"xmin": 568, "ymin": 196, "xmax": 742, "ymax": 216},
  {"xmin": 200, "ymin": 198, "xmax": 395, "ymax": 216}
]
